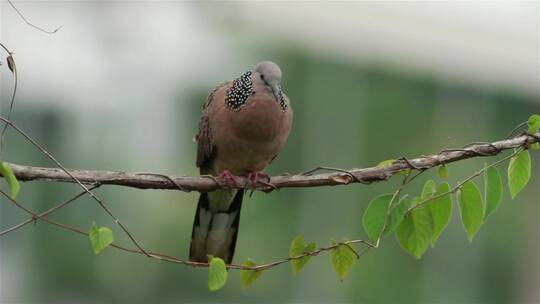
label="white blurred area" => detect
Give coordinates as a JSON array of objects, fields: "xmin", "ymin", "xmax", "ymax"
[
  {"xmin": 0, "ymin": 1, "xmax": 538, "ymax": 113},
  {"xmin": 236, "ymin": 1, "xmax": 539, "ymax": 98}
]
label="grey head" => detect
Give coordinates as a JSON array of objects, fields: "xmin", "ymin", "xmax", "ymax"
[{"xmin": 254, "ymin": 61, "xmax": 283, "ymax": 101}]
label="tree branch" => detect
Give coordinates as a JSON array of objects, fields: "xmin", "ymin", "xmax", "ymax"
[{"xmin": 3, "ymin": 132, "xmax": 539, "ymax": 192}]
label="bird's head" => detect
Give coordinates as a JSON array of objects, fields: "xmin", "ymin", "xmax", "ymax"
[{"xmin": 254, "ymin": 61, "xmax": 282, "ymax": 101}]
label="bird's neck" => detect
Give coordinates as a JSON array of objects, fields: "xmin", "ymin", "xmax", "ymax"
[{"xmin": 226, "ymin": 70, "xmax": 254, "ymax": 111}]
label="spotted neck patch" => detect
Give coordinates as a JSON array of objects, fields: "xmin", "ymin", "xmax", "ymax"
[
  {"xmin": 226, "ymin": 70, "xmax": 254, "ymax": 111},
  {"xmin": 276, "ymin": 85, "xmax": 287, "ymax": 111}
]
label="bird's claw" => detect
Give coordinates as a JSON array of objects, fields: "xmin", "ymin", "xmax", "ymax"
[
  {"xmin": 216, "ymin": 170, "xmax": 240, "ymax": 188},
  {"xmin": 247, "ymin": 172, "xmax": 277, "ymax": 191}
]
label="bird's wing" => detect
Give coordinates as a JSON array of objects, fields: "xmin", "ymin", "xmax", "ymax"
[{"xmin": 195, "ymin": 81, "xmax": 229, "ymax": 171}]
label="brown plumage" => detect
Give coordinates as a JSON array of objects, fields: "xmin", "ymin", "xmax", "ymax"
[{"xmin": 189, "ymin": 62, "xmax": 293, "ymax": 263}]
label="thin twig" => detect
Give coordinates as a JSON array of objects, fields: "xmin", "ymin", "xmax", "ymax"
[
  {"xmin": 505, "ymin": 121, "xmax": 528, "ymax": 139},
  {"xmin": 249, "ymin": 239, "xmax": 376, "ymax": 271},
  {"xmin": 0, "ymin": 188, "xmax": 194, "ymax": 266},
  {"xmin": 0, "ymin": 42, "xmax": 11, "ymax": 54},
  {"xmin": 375, "ymin": 171, "xmax": 415, "ymax": 247},
  {"xmin": 0, "ymin": 117, "xmax": 150, "ymax": 257},
  {"xmin": 0, "ymin": 43, "xmax": 17, "ymax": 154},
  {"xmin": 7, "ymin": 0, "xmax": 62, "ymax": 34},
  {"xmin": 0, "ymin": 184, "xmax": 100, "ymax": 236},
  {"xmin": 0, "ymin": 186, "xmax": 378, "ymax": 271}
]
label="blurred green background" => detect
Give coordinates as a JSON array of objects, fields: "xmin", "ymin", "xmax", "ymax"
[{"xmin": 1, "ymin": 1, "xmax": 539, "ymax": 303}]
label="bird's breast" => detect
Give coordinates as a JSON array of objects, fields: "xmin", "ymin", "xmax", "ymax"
[
  {"xmin": 230, "ymin": 94, "xmax": 287, "ymax": 142},
  {"xmin": 210, "ymin": 91, "xmax": 292, "ymax": 175}
]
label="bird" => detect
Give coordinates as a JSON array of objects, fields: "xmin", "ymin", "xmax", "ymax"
[{"xmin": 189, "ymin": 61, "xmax": 293, "ymax": 264}]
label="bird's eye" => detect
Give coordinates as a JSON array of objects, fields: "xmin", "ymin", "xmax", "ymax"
[{"xmin": 260, "ymin": 74, "xmax": 264, "ymax": 80}]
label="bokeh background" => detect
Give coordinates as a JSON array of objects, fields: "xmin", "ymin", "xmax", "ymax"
[{"xmin": 1, "ymin": 1, "xmax": 539, "ymax": 303}]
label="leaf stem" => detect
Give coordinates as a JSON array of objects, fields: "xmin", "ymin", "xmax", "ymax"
[{"xmin": 407, "ymin": 148, "xmax": 521, "ymax": 214}]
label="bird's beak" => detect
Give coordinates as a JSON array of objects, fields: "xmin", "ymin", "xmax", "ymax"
[{"xmin": 270, "ymin": 83, "xmax": 281, "ymax": 101}]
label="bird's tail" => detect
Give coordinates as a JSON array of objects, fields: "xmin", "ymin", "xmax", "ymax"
[{"xmin": 189, "ymin": 190, "xmax": 244, "ymax": 264}]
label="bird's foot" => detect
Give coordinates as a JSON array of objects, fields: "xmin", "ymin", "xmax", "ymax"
[
  {"xmin": 247, "ymin": 171, "xmax": 277, "ymax": 191},
  {"xmin": 216, "ymin": 169, "xmax": 240, "ymax": 188}
]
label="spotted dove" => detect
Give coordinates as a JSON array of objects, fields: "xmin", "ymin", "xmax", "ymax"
[{"xmin": 189, "ymin": 62, "xmax": 293, "ymax": 263}]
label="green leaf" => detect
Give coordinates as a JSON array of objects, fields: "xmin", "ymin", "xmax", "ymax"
[
  {"xmin": 305, "ymin": 242, "xmax": 316, "ymax": 257},
  {"xmin": 330, "ymin": 241, "xmax": 357, "ymax": 281},
  {"xmin": 528, "ymin": 114, "xmax": 540, "ymax": 149},
  {"xmin": 421, "ymin": 180, "xmax": 436, "ymax": 199},
  {"xmin": 396, "ymin": 204, "xmax": 433, "ymax": 259},
  {"xmin": 240, "ymin": 259, "xmax": 262, "ymax": 288},
  {"xmin": 208, "ymin": 257, "xmax": 228, "ymax": 291},
  {"xmin": 362, "ymin": 194, "xmax": 394, "ymax": 241},
  {"xmin": 429, "ymin": 183, "xmax": 452, "ymax": 246},
  {"xmin": 410, "ymin": 196, "xmax": 422, "ymax": 207},
  {"xmin": 289, "ymin": 236, "xmax": 317, "ymax": 274},
  {"xmin": 528, "ymin": 115, "xmax": 540, "ymax": 126},
  {"xmin": 484, "ymin": 165, "xmax": 503, "ymax": 219},
  {"xmin": 529, "ymin": 114, "xmax": 540, "ymax": 129},
  {"xmin": 385, "ymin": 196, "xmax": 410, "ymax": 235},
  {"xmin": 377, "ymin": 159, "xmax": 395, "ymax": 167},
  {"xmin": 458, "ymin": 181, "xmax": 484, "ymax": 242},
  {"xmin": 89, "ymin": 223, "xmax": 114, "ymax": 255},
  {"xmin": 398, "ymin": 169, "xmax": 412, "ymax": 176},
  {"xmin": 377, "ymin": 159, "xmax": 411, "ymax": 176},
  {"xmin": 0, "ymin": 161, "xmax": 20, "ymax": 199},
  {"xmin": 508, "ymin": 150, "xmax": 531, "ymax": 199},
  {"xmin": 438, "ymin": 164, "xmax": 449, "ymax": 179}
]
